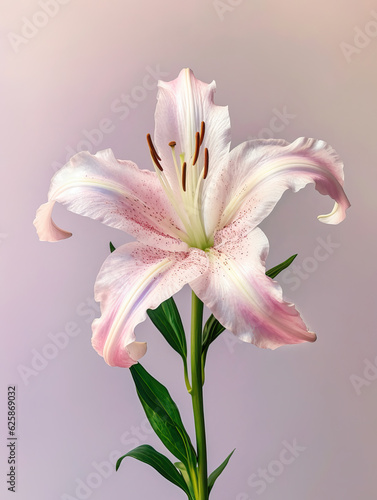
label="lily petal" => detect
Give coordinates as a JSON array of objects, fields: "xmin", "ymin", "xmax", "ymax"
[
  {"xmin": 34, "ymin": 149, "xmax": 187, "ymax": 250},
  {"xmin": 92, "ymin": 242, "xmax": 207, "ymax": 367},
  {"xmin": 34, "ymin": 200, "xmax": 73, "ymax": 241},
  {"xmin": 213, "ymin": 138, "xmax": 350, "ymax": 237},
  {"xmin": 154, "ymin": 68, "xmax": 231, "ymax": 192},
  {"xmin": 190, "ymin": 227, "xmax": 316, "ymax": 349}
]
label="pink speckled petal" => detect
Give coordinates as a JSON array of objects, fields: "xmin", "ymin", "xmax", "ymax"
[
  {"xmin": 206, "ymin": 138, "xmax": 350, "ymax": 238},
  {"xmin": 190, "ymin": 227, "xmax": 316, "ymax": 349},
  {"xmin": 92, "ymin": 242, "xmax": 207, "ymax": 367},
  {"xmin": 33, "ymin": 149, "xmax": 187, "ymax": 251},
  {"xmin": 153, "ymin": 68, "xmax": 231, "ymax": 195}
]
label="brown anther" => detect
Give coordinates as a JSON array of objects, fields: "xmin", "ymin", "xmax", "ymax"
[
  {"xmin": 150, "ymin": 148, "xmax": 164, "ymax": 171},
  {"xmin": 199, "ymin": 121, "xmax": 205, "ymax": 146},
  {"xmin": 182, "ymin": 162, "xmax": 187, "ymax": 192},
  {"xmin": 203, "ymin": 148, "xmax": 209, "ymax": 179},
  {"xmin": 146, "ymin": 134, "xmax": 163, "ymax": 171},
  {"xmin": 192, "ymin": 132, "xmax": 200, "ymax": 166},
  {"xmin": 169, "ymin": 141, "xmax": 176, "ymax": 147},
  {"xmin": 146, "ymin": 133, "xmax": 161, "ymax": 161}
]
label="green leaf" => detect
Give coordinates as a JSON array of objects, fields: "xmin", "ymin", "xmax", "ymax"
[
  {"xmin": 109, "ymin": 241, "xmax": 116, "ymax": 253},
  {"xmin": 147, "ymin": 297, "xmax": 187, "ymax": 360},
  {"xmin": 130, "ymin": 363, "xmax": 197, "ymax": 469},
  {"xmin": 175, "ymin": 462, "xmax": 197, "ymax": 499},
  {"xmin": 202, "ymin": 314, "xmax": 226, "ymax": 363},
  {"xmin": 116, "ymin": 444, "xmax": 190, "ymax": 496},
  {"xmin": 265, "ymin": 254, "xmax": 297, "ymax": 279},
  {"xmin": 208, "ymin": 449, "xmax": 235, "ymax": 495}
]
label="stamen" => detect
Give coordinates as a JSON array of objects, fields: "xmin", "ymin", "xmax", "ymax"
[
  {"xmin": 169, "ymin": 141, "xmax": 176, "ymax": 148},
  {"xmin": 199, "ymin": 121, "xmax": 205, "ymax": 146},
  {"xmin": 182, "ymin": 162, "xmax": 187, "ymax": 191},
  {"xmin": 151, "ymin": 150, "xmax": 164, "ymax": 171},
  {"xmin": 203, "ymin": 148, "xmax": 209, "ymax": 179},
  {"xmin": 146, "ymin": 134, "xmax": 161, "ymax": 160},
  {"xmin": 192, "ymin": 132, "xmax": 200, "ymax": 166},
  {"xmin": 146, "ymin": 133, "xmax": 163, "ymax": 171}
]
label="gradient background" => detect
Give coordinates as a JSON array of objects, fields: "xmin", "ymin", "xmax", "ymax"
[{"xmin": 2, "ymin": 1, "xmax": 376, "ymax": 499}]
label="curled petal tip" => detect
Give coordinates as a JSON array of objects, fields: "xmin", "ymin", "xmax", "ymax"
[
  {"xmin": 218, "ymin": 137, "xmax": 350, "ymax": 234},
  {"xmin": 127, "ymin": 341, "xmax": 148, "ymax": 362},
  {"xmin": 317, "ymin": 200, "xmax": 350, "ymax": 225},
  {"xmin": 33, "ymin": 201, "xmax": 72, "ymax": 242},
  {"xmin": 302, "ymin": 331, "xmax": 317, "ymax": 344}
]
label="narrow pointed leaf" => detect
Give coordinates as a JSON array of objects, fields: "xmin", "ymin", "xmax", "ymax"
[
  {"xmin": 130, "ymin": 363, "xmax": 197, "ymax": 468},
  {"xmin": 265, "ymin": 254, "xmax": 297, "ymax": 279},
  {"xmin": 208, "ymin": 449, "xmax": 235, "ymax": 495},
  {"xmin": 116, "ymin": 444, "xmax": 190, "ymax": 495},
  {"xmin": 147, "ymin": 297, "xmax": 187, "ymax": 359},
  {"xmin": 109, "ymin": 241, "xmax": 116, "ymax": 253},
  {"xmin": 202, "ymin": 314, "xmax": 226, "ymax": 363}
]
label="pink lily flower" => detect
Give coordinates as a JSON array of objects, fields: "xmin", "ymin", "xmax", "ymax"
[{"xmin": 34, "ymin": 69, "xmax": 350, "ymax": 368}]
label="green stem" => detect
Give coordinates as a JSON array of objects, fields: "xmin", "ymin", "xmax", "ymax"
[{"xmin": 190, "ymin": 292, "xmax": 208, "ymax": 500}]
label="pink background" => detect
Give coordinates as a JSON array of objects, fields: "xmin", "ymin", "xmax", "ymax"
[{"xmin": 2, "ymin": 1, "xmax": 376, "ymax": 499}]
